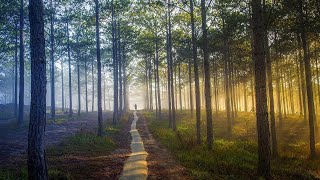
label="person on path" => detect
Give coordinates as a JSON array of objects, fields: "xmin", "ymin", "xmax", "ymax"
[{"xmin": 134, "ymin": 104, "xmax": 137, "ymax": 110}]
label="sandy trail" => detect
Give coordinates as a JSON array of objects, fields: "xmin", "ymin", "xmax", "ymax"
[{"xmin": 120, "ymin": 111, "xmax": 148, "ymax": 180}]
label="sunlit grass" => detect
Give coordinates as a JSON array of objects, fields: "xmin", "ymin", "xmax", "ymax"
[{"xmin": 145, "ymin": 110, "xmax": 320, "ymax": 179}]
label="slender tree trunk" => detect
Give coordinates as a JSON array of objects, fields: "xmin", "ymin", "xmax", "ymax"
[
  {"xmin": 189, "ymin": 0, "xmax": 201, "ymax": 144},
  {"xmin": 112, "ymin": 1, "xmax": 118, "ymax": 125},
  {"xmin": 179, "ymin": 63, "xmax": 182, "ymax": 112},
  {"xmin": 222, "ymin": 16, "xmax": 232, "ymax": 136},
  {"xmin": 156, "ymin": 39, "xmax": 161, "ymax": 118},
  {"xmin": 166, "ymin": 2, "xmax": 172, "ymax": 128},
  {"xmin": 265, "ymin": 30, "xmax": 278, "ymax": 158},
  {"xmin": 95, "ymin": 0, "xmax": 103, "ymax": 136},
  {"xmin": 50, "ymin": 0, "xmax": 55, "ymax": 119},
  {"xmin": 92, "ymin": 58, "xmax": 95, "ymax": 112},
  {"xmin": 252, "ymin": 0, "xmax": 271, "ymax": 178},
  {"xmin": 244, "ymin": 81, "xmax": 247, "ymax": 112},
  {"xmin": 168, "ymin": 0, "xmax": 176, "ymax": 130},
  {"xmin": 61, "ymin": 60, "xmax": 64, "ymax": 111},
  {"xmin": 118, "ymin": 20, "xmax": 123, "ymax": 115},
  {"xmin": 67, "ymin": 18, "xmax": 73, "ymax": 116},
  {"xmin": 85, "ymin": 59, "xmax": 88, "ymax": 113},
  {"xmin": 201, "ymin": 0, "xmax": 213, "ymax": 149},
  {"xmin": 18, "ymin": 0, "xmax": 25, "ymax": 127},
  {"xmin": 295, "ymin": 55, "xmax": 303, "ymax": 115},
  {"xmin": 275, "ymin": 33, "xmax": 282, "ymax": 127},
  {"xmin": 27, "ymin": 0, "xmax": 48, "ymax": 178},
  {"xmin": 299, "ymin": 0, "xmax": 316, "ymax": 159},
  {"xmin": 123, "ymin": 43, "xmax": 128, "ymax": 112},
  {"xmin": 251, "ymin": 69, "xmax": 255, "ymax": 112},
  {"xmin": 297, "ymin": 34, "xmax": 307, "ymax": 122},
  {"xmin": 188, "ymin": 56, "xmax": 194, "ymax": 116},
  {"xmin": 76, "ymin": 35, "xmax": 81, "ymax": 116},
  {"xmin": 14, "ymin": 21, "xmax": 18, "ymax": 118}
]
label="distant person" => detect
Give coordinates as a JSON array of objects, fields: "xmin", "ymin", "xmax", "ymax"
[{"xmin": 134, "ymin": 104, "xmax": 137, "ymax": 110}]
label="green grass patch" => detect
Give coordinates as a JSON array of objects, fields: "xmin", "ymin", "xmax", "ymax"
[
  {"xmin": 0, "ymin": 168, "xmax": 73, "ymax": 180},
  {"xmin": 47, "ymin": 130, "xmax": 116, "ymax": 156},
  {"xmin": 145, "ymin": 110, "xmax": 320, "ymax": 179}
]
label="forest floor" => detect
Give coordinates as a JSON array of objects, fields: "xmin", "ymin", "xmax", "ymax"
[
  {"xmin": 0, "ymin": 111, "xmax": 132, "ymax": 179},
  {"xmin": 137, "ymin": 112, "xmax": 190, "ymax": 180},
  {"xmin": 0, "ymin": 110, "xmax": 192, "ymax": 179},
  {"xmin": 143, "ymin": 110, "xmax": 320, "ymax": 179}
]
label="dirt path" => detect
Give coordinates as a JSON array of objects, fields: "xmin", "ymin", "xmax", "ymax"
[
  {"xmin": 120, "ymin": 111, "xmax": 148, "ymax": 180},
  {"xmin": 136, "ymin": 113, "xmax": 191, "ymax": 180}
]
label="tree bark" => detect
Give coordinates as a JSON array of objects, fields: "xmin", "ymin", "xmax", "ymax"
[
  {"xmin": 50, "ymin": 0, "xmax": 55, "ymax": 119},
  {"xmin": 252, "ymin": 0, "xmax": 271, "ymax": 178},
  {"xmin": 27, "ymin": 0, "xmax": 48, "ymax": 178},
  {"xmin": 189, "ymin": 0, "xmax": 201, "ymax": 144},
  {"xmin": 85, "ymin": 59, "xmax": 88, "ymax": 113},
  {"xmin": 76, "ymin": 35, "xmax": 81, "ymax": 116},
  {"xmin": 201, "ymin": 0, "xmax": 213, "ymax": 150},
  {"xmin": 265, "ymin": 31, "xmax": 278, "ymax": 158},
  {"xmin": 297, "ymin": 34, "xmax": 307, "ymax": 122},
  {"xmin": 298, "ymin": 0, "xmax": 316, "ymax": 159},
  {"xmin": 95, "ymin": 0, "xmax": 103, "ymax": 136},
  {"xmin": 67, "ymin": 18, "xmax": 73, "ymax": 116},
  {"xmin": 14, "ymin": 20, "xmax": 18, "ymax": 118},
  {"xmin": 18, "ymin": 0, "xmax": 25, "ymax": 127}
]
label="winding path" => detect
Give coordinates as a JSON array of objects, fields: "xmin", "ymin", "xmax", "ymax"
[{"xmin": 120, "ymin": 111, "xmax": 148, "ymax": 180}]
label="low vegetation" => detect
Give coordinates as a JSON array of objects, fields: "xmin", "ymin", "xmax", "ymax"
[{"xmin": 144, "ymin": 111, "xmax": 320, "ymax": 179}]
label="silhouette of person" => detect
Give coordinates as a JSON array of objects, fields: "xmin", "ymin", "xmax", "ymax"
[{"xmin": 134, "ymin": 104, "xmax": 137, "ymax": 110}]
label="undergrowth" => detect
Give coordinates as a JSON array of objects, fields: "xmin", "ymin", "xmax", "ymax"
[{"xmin": 145, "ymin": 110, "xmax": 320, "ymax": 179}]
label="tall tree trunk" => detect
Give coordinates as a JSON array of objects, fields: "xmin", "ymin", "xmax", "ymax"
[
  {"xmin": 85, "ymin": 59, "xmax": 88, "ymax": 113},
  {"xmin": 168, "ymin": 0, "xmax": 176, "ymax": 130},
  {"xmin": 166, "ymin": 2, "xmax": 172, "ymax": 128},
  {"xmin": 275, "ymin": 33, "xmax": 282, "ymax": 127},
  {"xmin": 61, "ymin": 60, "xmax": 64, "ymax": 111},
  {"xmin": 156, "ymin": 39, "xmax": 161, "ymax": 118},
  {"xmin": 118, "ymin": 20, "xmax": 123, "ymax": 115},
  {"xmin": 295, "ymin": 55, "xmax": 303, "ymax": 115},
  {"xmin": 298, "ymin": 0, "xmax": 316, "ymax": 159},
  {"xmin": 67, "ymin": 18, "xmax": 73, "ymax": 116},
  {"xmin": 76, "ymin": 35, "xmax": 81, "ymax": 116},
  {"xmin": 189, "ymin": 0, "xmax": 201, "ymax": 144},
  {"xmin": 201, "ymin": 0, "xmax": 213, "ymax": 149},
  {"xmin": 112, "ymin": 1, "xmax": 118, "ymax": 125},
  {"xmin": 265, "ymin": 29, "xmax": 278, "ymax": 158},
  {"xmin": 297, "ymin": 34, "xmax": 307, "ymax": 122},
  {"xmin": 95, "ymin": 0, "xmax": 103, "ymax": 136},
  {"xmin": 222, "ymin": 16, "xmax": 232, "ymax": 136},
  {"xmin": 123, "ymin": 43, "xmax": 128, "ymax": 112},
  {"xmin": 14, "ymin": 21, "xmax": 18, "ymax": 118},
  {"xmin": 27, "ymin": 0, "xmax": 48, "ymax": 178},
  {"xmin": 179, "ymin": 63, "xmax": 182, "ymax": 112},
  {"xmin": 243, "ymin": 81, "xmax": 248, "ymax": 112},
  {"xmin": 18, "ymin": 0, "xmax": 25, "ymax": 127},
  {"xmin": 50, "ymin": 0, "xmax": 55, "ymax": 119},
  {"xmin": 252, "ymin": 0, "xmax": 271, "ymax": 178},
  {"xmin": 92, "ymin": 58, "xmax": 95, "ymax": 112}
]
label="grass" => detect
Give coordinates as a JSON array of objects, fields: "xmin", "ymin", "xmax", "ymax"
[
  {"xmin": 47, "ymin": 130, "xmax": 116, "ymax": 156},
  {"xmin": 144, "ymin": 110, "xmax": 320, "ymax": 179},
  {"xmin": 1, "ymin": 112, "xmax": 128, "ymax": 180},
  {"xmin": 0, "ymin": 169, "xmax": 73, "ymax": 180}
]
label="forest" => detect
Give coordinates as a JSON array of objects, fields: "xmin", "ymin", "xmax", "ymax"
[{"xmin": 0, "ymin": 0, "xmax": 320, "ymax": 179}]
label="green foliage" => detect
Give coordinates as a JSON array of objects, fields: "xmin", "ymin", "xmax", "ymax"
[
  {"xmin": 145, "ymin": 111, "xmax": 320, "ymax": 179},
  {"xmin": 0, "ymin": 168, "xmax": 73, "ymax": 180},
  {"xmin": 47, "ymin": 130, "xmax": 117, "ymax": 156}
]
